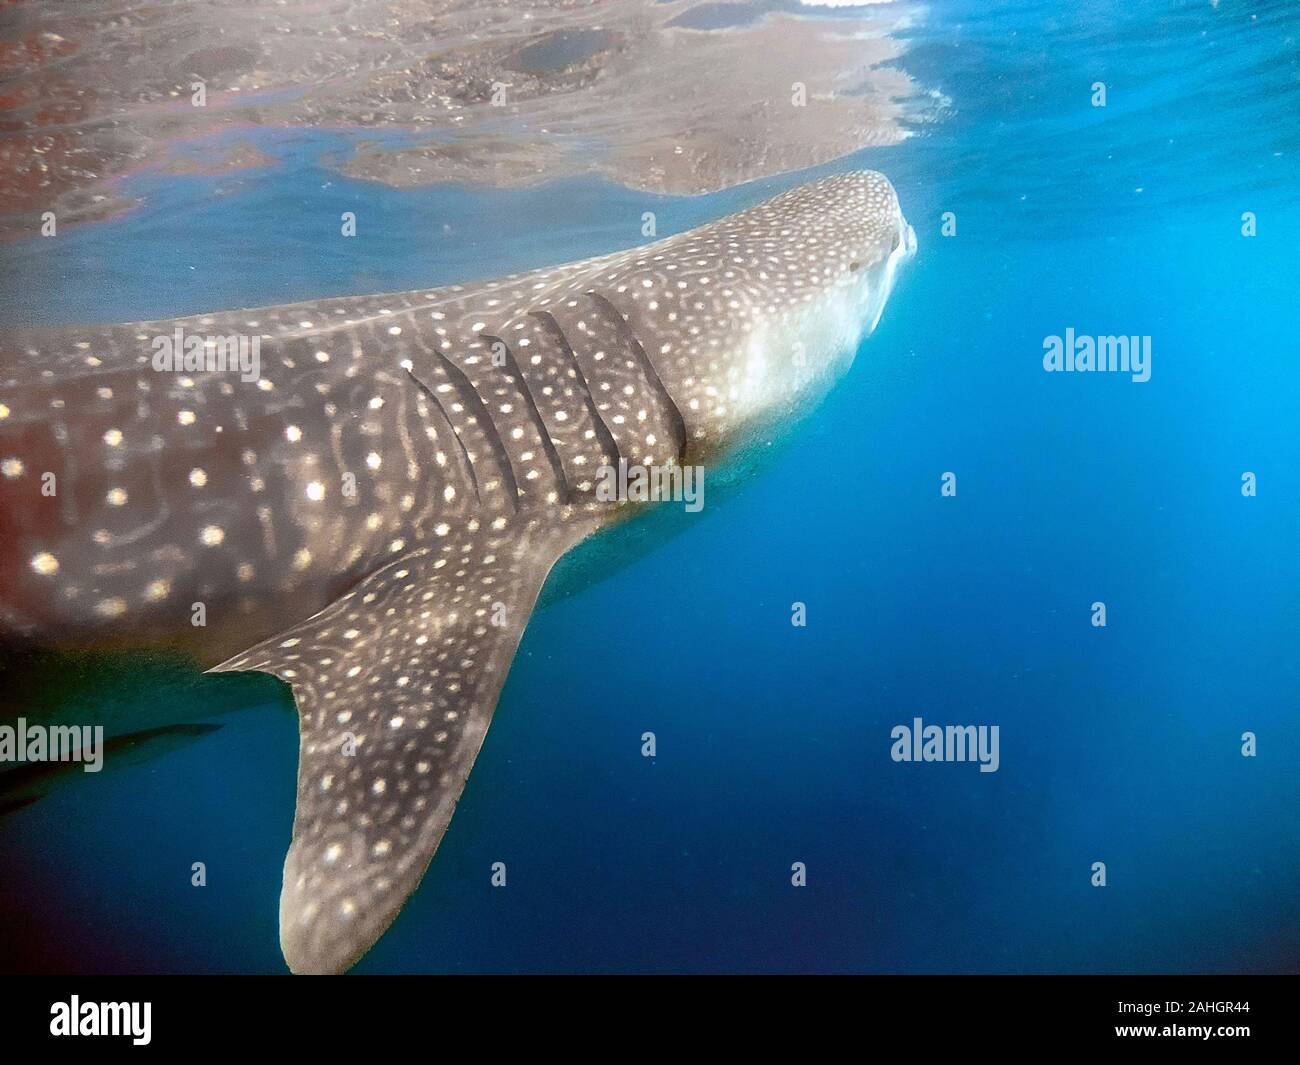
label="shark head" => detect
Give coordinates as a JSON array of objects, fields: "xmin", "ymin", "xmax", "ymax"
[{"xmin": 589, "ymin": 169, "xmax": 915, "ymax": 463}]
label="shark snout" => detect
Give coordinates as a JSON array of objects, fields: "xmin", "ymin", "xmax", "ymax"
[{"xmin": 903, "ymin": 221, "xmax": 918, "ymax": 259}]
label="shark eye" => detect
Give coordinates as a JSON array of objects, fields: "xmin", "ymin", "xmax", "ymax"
[
  {"xmin": 890, "ymin": 230, "xmax": 902, "ymax": 252},
  {"xmin": 849, "ymin": 260, "xmax": 862, "ymax": 272}
]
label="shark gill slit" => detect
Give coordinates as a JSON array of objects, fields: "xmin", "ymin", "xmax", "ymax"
[
  {"xmin": 402, "ymin": 367, "xmax": 482, "ymax": 505},
  {"xmin": 479, "ymin": 332, "xmax": 572, "ymax": 505},
  {"xmin": 54, "ymin": 421, "xmax": 78, "ymax": 527},
  {"xmin": 528, "ymin": 309, "xmax": 624, "ymax": 476},
  {"xmin": 426, "ymin": 346, "xmax": 522, "ymax": 508},
  {"xmin": 584, "ymin": 290, "xmax": 688, "ymax": 464}
]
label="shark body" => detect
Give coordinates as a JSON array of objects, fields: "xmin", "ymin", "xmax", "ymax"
[{"xmin": 0, "ymin": 171, "xmax": 915, "ymax": 972}]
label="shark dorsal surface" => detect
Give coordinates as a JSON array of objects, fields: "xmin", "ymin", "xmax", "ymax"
[{"xmin": 0, "ymin": 171, "xmax": 915, "ymax": 972}]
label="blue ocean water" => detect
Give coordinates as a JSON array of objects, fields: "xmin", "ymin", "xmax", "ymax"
[{"xmin": 1, "ymin": 0, "xmax": 1298, "ymax": 973}]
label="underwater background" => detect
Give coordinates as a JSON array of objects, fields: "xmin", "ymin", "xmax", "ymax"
[{"xmin": 2, "ymin": 0, "xmax": 1299, "ymax": 973}]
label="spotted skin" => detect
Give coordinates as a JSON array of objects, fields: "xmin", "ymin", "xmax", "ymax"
[{"xmin": 0, "ymin": 171, "xmax": 915, "ymax": 972}]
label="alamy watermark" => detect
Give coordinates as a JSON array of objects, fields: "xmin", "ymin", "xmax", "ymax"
[
  {"xmin": 50, "ymin": 997, "xmax": 150, "ymax": 1045},
  {"xmin": 890, "ymin": 716, "xmax": 1000, "ymax": 773},
  {"xmin": 1043, "ymin": 328, "xmax": 1151, "ymax": 382},
  {"xmin": 152, "ymin": 326, "xmax": 261, "ymax": 383},
  {"xmin": 0, "ymin": 718, "xmax": 103, "ymax": 772},
  {"xmin": 595, "ymin": 459, "xmax": 704, "ymax": 512}
]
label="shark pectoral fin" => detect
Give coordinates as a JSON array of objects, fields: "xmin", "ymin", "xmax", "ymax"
[{"xmin": 209, "ymin": 519, "xmax": 583, "ymax": 974}]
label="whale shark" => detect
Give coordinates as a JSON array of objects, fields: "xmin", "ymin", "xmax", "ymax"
[{"xmin": 0, "ymin": 170, "xmax": 915, "ymax": 973}]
